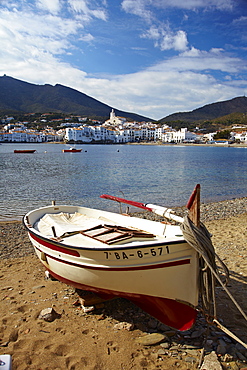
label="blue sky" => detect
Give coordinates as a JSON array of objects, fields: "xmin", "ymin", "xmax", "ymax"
[{"xmin": 0, "ymin": 0, "xmax": 247, "ymax": 120}]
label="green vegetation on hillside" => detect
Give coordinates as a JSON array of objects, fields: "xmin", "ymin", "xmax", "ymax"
[
  {"xmin": 158, "ymin": 96, "xmax": 247, "ymax": 132},
  {"xmin": 159, "ymin": 112, "xmax": 247, "ymax": 133}
]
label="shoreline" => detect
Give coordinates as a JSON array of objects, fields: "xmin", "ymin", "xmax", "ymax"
[
  {"xmin": 128, "ymin": 141, "xmax": 247, "ymax": 147},
  {"xmin": 1, "ymin": 196, "xmax": 246, "ymax": 224},
  {"xmin": 1, "ymin": 141, "xmax": 247, "ymax": 147}
]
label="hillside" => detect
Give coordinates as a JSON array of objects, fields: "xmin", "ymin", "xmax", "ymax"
[
  {"xmin": 0, "ymin": 75, "xmax": 151, "ymax": 122},
  {"xmin": 160, "ymin": 96, "xmax": 247, "ymax": 124},
  {"xmin": 1, "ymin": 75, "xmax": 247, "ymax": 128}
]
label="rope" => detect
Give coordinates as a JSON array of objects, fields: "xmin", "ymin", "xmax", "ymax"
[{"xmin": 181, "ymin": 215, "xmax": 247, "ymax": 348}]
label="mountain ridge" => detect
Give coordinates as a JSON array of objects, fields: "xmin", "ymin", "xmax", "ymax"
[
  {"xmin": 0, "ymin": 75, "xmax": 151, "ymax": 122},
  {"xmin": 160, "ymin": 96, "xmax": 247, "ymax": 123},
  {"xmin": 1, "ymin": 75, "xmax": 247, "ymax": 126}
]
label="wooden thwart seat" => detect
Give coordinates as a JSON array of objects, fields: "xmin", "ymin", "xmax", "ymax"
[
  {"xmin": 61, "ymin": 224, "xmax": 155, "ymax": 244},
  {"xmin": 80, "ymin": 224, "xmax": 155, "ymax": 244}
]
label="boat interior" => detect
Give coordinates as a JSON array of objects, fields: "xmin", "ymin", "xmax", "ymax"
[{"xmin": 31, "ymin": 208, "xmax": 184, "ymax": 248}]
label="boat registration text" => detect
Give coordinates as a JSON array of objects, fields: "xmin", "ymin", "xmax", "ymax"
[{"xmin": 104, "ymin": 246, "xmax": 169, "ymax": 260}]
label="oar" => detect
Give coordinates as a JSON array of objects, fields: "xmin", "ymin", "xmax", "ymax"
[{"xmin": 100, "ymin": 194, "xmax": 184, "ymax": 223}]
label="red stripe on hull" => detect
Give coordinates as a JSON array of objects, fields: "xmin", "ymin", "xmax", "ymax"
[
  {"xmin": 31, "ymin": 230, "xmax": 191, "ymax": 272},
  {"xmin": 30, "ymin": 232, "xmax": 80, "ymax": 257},
  {"xmin": 46, "ymin": 268, "xmax": 197, "ymax": 331}
]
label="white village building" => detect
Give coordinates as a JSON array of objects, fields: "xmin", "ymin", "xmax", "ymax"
[
  {"xmin": 162, "ymin": 128, "xmax": 197, "ymax": 143},
  {"xmin": 104, "ymin": 109, "xmax": 127, "ymax": 126}
]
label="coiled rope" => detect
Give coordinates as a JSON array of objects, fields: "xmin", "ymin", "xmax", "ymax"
[{"xmin": 181, "ymin": 215, "xmax": 247, "ymax": 349}]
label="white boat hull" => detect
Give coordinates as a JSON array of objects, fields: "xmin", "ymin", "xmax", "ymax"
[{"xmin": 24, "ymin": 204, "xmax": 199, "ymax": 331}]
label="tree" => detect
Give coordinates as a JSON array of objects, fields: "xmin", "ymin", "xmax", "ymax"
[{"xmin": 214, "ymin": 130, "xmax": 231, "ymax": 140}]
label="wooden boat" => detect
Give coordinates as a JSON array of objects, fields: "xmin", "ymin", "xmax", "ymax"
[
  {"xmin": 23, "ymin": 186, "xmax": 201, "ymax": 331},
  {"xmin": 14, "ymin": 149, "xmax": 36, "ymax": 153},
  {"xmin": 62, "ymin": 147, "xmax": 82, "ymax": 153}
]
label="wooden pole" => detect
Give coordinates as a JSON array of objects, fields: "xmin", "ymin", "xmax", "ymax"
[{"xmin": 186, "ymin": 184, "xmax": 200, "ymax": 227}]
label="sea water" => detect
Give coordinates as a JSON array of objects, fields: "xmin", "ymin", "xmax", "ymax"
[{"xmin": 0, "ymin": 143, "xmax": 247, "ymax": 221}]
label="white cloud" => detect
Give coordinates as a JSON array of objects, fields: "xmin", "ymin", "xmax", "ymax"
[
  {"xmin": 159, "ymin": 29, "xmax": 188, "ymax": 51},
  {"xmin": 142, "ymin": 25, "xmax": 160, "ymax": 40},
  {"xmin": 80, "ymin": 69, "xmax": 240, "ymax": 120},
  {"xmin": 233, "ymin": 16, "xmax": 247, "ymax": 24},
  {"xmin": 0, "ymin": 6, "xmax": 85, "ymax": 88},
  {"xmin": 170, "ymin": 48, "xmax": 246, "ymax": 74},
  {"xmin": 142, "ymin": 25, "xmax": 188, "ymax": 51},
  {"xmin": 79, "ymin": 33, "xmax": 94, "ymax": 42},
  {"xmin": 36, "ymin": 0, "xmax": 61, "ymax": 14},
  {"xmin": 59, "ymin": 48, "xmax": 245, "ymax": 119},
  {"xmin": 1, "ymin": 8, "xmax": 79, "ymax": 35},
  {"xmin": 0, "ymin": 9, "xmax": 80, "ymax": 56},
  {"xmin": 121, "ymin": 0, "xmax": 235, "ymax": 52},
  {"xmin": 172, "ymin": 30, "xmax": 188, "ymax": 51},
  {"xmin": 68, "ymin": 0, "xmax": 107, "ymax": 21},
  {"xmin": 121, "ymin": 0, "xmax": 153, "ymax": 22},
  {"xmin": 122, "ymin": 0, "xmax": 234, "ymax": 13}
]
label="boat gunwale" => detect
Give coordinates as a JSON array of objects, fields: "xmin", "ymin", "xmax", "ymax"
[
  {"xmin": 23, "ymin": 204, "xmax": 187, "ymax": 252},
  {"xmin": 26, "ymin": 225, "xmax": 187, "ymax": 252}
]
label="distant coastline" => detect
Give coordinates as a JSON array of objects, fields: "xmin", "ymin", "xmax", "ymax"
[
  {"xmin": 128, "ymin": 141, "xmax": 247, "ymax": 148},
  {"xmin": 2, "ymin": 141, "xmax": 247, "ymax": 147}
]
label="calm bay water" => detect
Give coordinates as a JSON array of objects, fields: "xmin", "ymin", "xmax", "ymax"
[{"xmin": 0, "ymin": 143, "xmax": 247, "ymax": 221}]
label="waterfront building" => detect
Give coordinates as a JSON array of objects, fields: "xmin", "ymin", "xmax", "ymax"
[
  {"xmin": 231, "ymin": 130, "xmax": 247, "ymax": 143},
  {"xmin": 203, "ymin": 132, "xmax": 217, "ymax": 142},
  {"xmin": 0, "ymin": 132, "xmax": 13, "ymax": 142},
  {"xmin": 162, "ymin": 128, "xmax": 197, "ymax": 143},
  {"xmin": 65, "ymin": 127, "xmax": 91, "ymax": 142}
]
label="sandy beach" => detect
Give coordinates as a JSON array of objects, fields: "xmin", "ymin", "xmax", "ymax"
[{"xmin": 0, "ymin": 198, "xmax": 247, "ymax": 370}]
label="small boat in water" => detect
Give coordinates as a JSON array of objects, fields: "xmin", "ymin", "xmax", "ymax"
[
  {"xmin": 23, "ymin": 185, "xmax": 206, "ymax": 331},
  {"xmin": 62, "ymin": 147, "xmax": 82, "ymax": 153},
  {"xmin": 14, "ymin": 149, "xmax": 36, "ymax": 153}
]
